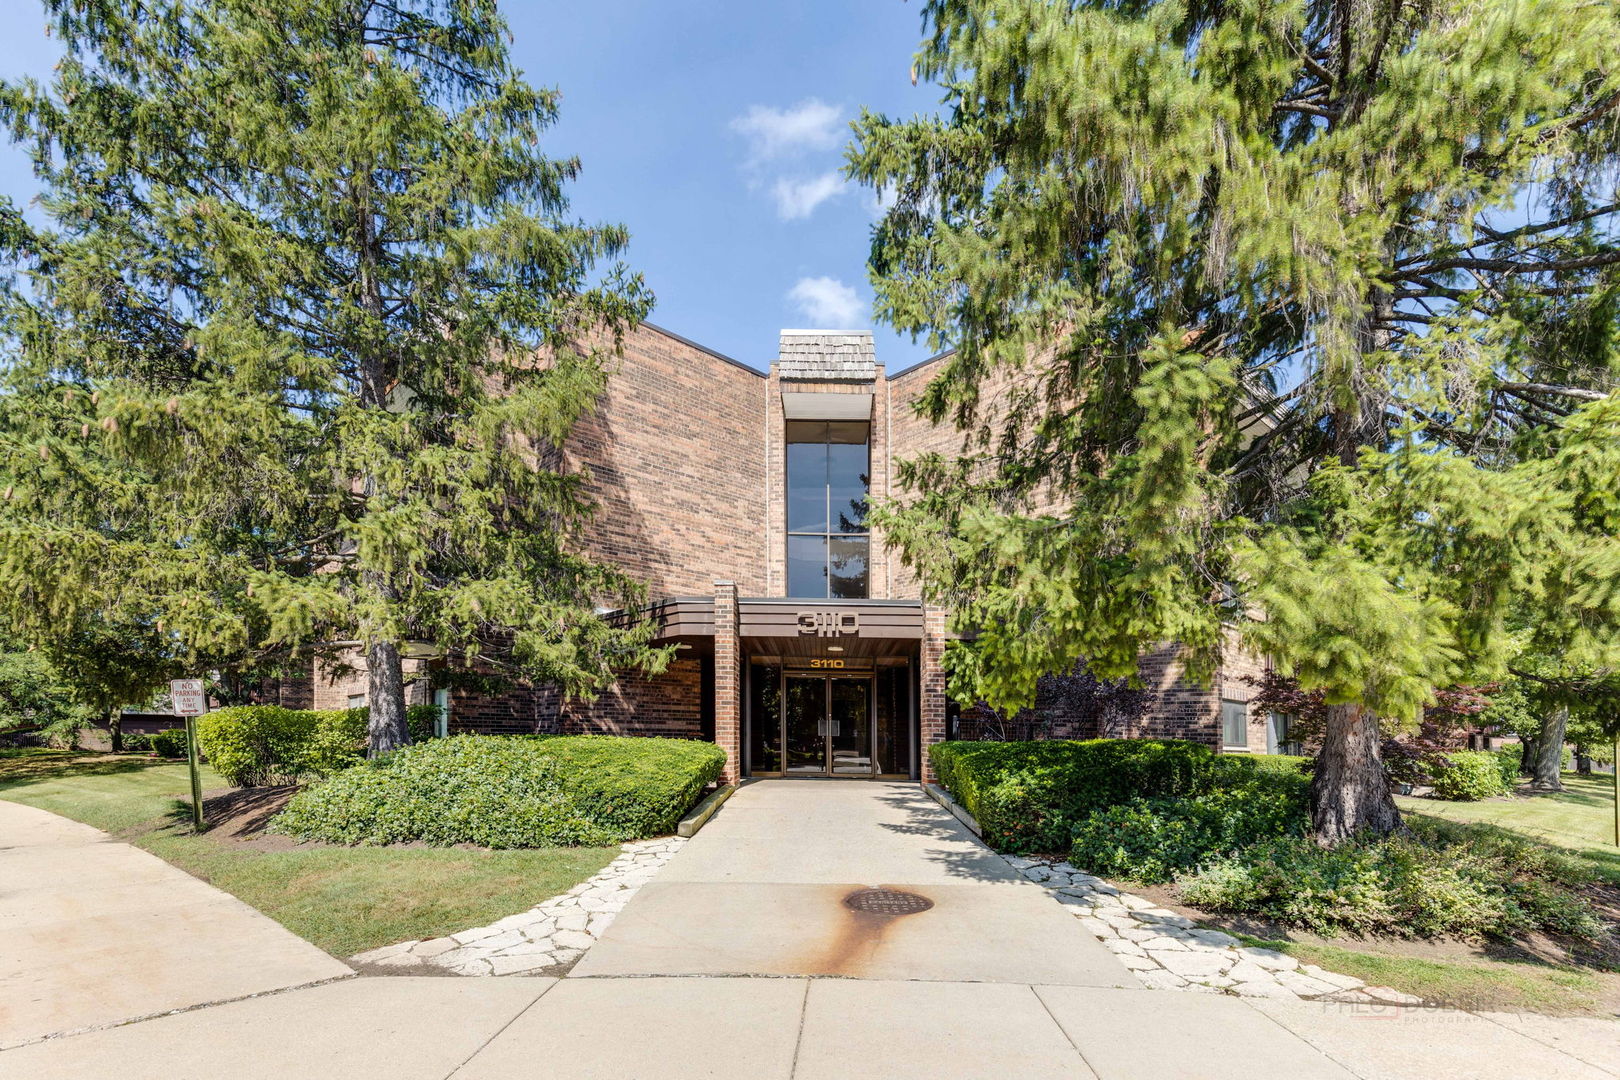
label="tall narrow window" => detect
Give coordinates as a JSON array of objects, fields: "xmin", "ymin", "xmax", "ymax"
[
  {"xmin": 1221, "ymin": 698, "xmax": 1249, "ymax": 749},
  {"xmin": 786, "ymin": 419, "xmax": 869, "ymax": 597}
]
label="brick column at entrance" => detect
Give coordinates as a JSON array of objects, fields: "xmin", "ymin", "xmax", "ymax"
[
  {"xmin": 713, "ymin": 581, "xmax": 743, "ymax": 784},
  {"xmin": 919, "ymin": 604, "xmax": 948, "ymax": 784}
]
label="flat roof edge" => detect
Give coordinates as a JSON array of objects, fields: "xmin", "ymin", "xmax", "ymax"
[
  {"xmin": 887, "ymin": 347, "xmax": 956, "ymax": 379},
  {"xmin": 639, "ymin": 322, "xmax": 766, "ymax": 377}
]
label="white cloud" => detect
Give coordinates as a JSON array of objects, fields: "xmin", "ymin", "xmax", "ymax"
[
  {"xmin": 730, "ymin": 99, "xmax": 844, "ymax": 163},
  {"xmin": 772, "ymin": 172, "xmax": 846, "ymax": 221},
  {"xmin": 865, "ymin": 182, "xmax": 899, "ymax": 217},
  {"xmin": 787, "ymin": 276, "xmax": 866, "ymax": 328}
]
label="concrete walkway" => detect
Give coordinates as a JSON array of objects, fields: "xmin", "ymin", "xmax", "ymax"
[
  {"xmin": 573, "ymin": 779, "xmax": 1130, "ymax": 984},
  {"xmin": 3, "ymin": 784, "xmax": 1616, "ymax": 1079},
  {"xmin": 0, "ymin": 799, "xmax": 351, "ymax": 1049}
]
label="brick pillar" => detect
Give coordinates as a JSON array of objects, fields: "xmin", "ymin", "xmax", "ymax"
[
  {"xmin": 713, "ymin": 581, "xmax": 743, "ymax": 784},
  {"xmin": 919, "ymin": 604, "xmax": 948, "ymax": 784}
]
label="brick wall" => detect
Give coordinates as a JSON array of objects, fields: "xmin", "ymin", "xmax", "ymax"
[
  {"xmin": 447, "ymin": 658, "xmax": 705, "ymax": 739},
  {"xmin": 919, "ymin": 605, "xmax": 948, "ymax": 782},
  {"xmin": 713, "ymin": 582, "xmax": 742, "ymax": 783},
  {"xmin": 567, "ymin": 324, "xmax": 768, "ymax": 596}
]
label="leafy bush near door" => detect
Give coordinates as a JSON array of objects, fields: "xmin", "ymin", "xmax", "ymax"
[
  {"xmin": 1069, "ymin": 771, "xmax": 1310, "ymax": 883},
  {"xmin": 930, "ymin": 738, "xmax": 1242, "ymax": 851},
  {"xmin": 196, "ymin": 703, "xmax": 445, "ymax": 786},
  {"xmin": 272, "ymin": 734, "xmax": 725, "ymax": 847}
]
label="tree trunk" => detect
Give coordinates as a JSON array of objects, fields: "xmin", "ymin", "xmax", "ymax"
[
  {"xmin": 1574, "ymin": 745, "xmax": 1591, "ymax": 774},
  {"xmin": 1530, "ymin": 705, "xmax": 1568, "ymax": 792},
  {"xmin": 366, "ymin": 639, "xmax": 408, "ymax": 756},
  {"xmin": 106, "ymin": 707, "xmax": 121, "ymax": 753},
  {"xmin": 1310, "ymin": 702, "xmax": 1403, "ymax": 842},
  {"xmin": 1519, "ymin": 734, "xmax": 1537, "ymax": 776}
]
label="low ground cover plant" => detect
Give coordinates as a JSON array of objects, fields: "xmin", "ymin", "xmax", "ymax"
[
  {"xmin": 1178, "ymin": 820, "xmax": 1609, "ymax": 941},
  {"xmin": 935, "ymin": 739, "xmax": 1611, "ymax": 944},
  {"xmin": 272, "ymin": 734, "xmax": 725, "ymax": 848},
  {"xmin": 195, "ymin": 703, "xmax": 444, "ymax": 786}
]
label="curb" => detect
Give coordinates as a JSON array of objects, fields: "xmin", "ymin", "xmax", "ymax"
[
  {"xmin": 677, "ymin": 784, "xmax": 735, "ymax": 837},
  {"xmin": 924, "ymin": 783, "xmax": 984, "ymax": 838}
]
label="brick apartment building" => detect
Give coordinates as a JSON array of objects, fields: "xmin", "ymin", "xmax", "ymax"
[{"xmin": 309, "ymin": 326, "xmax": 1281, "ymax": 784}]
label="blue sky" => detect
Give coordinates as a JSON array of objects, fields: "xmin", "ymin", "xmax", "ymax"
[{"xmin": 0, "ymin": 2, "xmax": 943, "ymax": 374}]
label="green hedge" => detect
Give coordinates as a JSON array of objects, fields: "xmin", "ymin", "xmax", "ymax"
[
  {"xmin": 149, "ymin": 727, "xmax": 188, "ymax": 758},
  {"xmin": 1069, "ymin": 770, "xmax": 1310, "ymax": 883},
  {"xmin": 195, "ymin": 703, "xmax": 444, "ymax": 787},
  {"xmin": 930, "ymin": 739, "xmax": 1241, "ymax": 852},
  {"xmin": 1429, "ymin": 750, "xmax": 1517, "ymax": 801},
  {"xmin": 272, "ymin": 734, "xmax": 726, "ymax": 848}
]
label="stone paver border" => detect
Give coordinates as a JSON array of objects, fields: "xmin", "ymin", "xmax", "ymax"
[
  {"xmin": 1005, "ymin": 855, "xmax": 1424, "ymax": 1005},
  {"xmin": 351, "ymin": 837, "xmax": 685, "ymax": 976}
]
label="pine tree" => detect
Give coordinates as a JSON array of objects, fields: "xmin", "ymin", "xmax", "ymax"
[
  {"xmin": 852, "ymin": 0, "xmax": 1620, "ymax": 840},
  {"xmin": 0, "ymin": 0, "xmax": 668, "ymax": 752}
]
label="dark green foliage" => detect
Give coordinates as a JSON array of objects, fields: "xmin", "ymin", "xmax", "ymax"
[
  {"xmin": 1177, "ymin": 820, "xmax": 1609, "ymax": 942},
  {"xmin": 149, "ymin": 728, "xmax": 187, "ymax": 758},
  {"xmin": 119, "ymin": 731, "xmax": 152, "ymax": 752},
  {"xmin": 929, "ymin": 739, "xmax": 1234, "ymax": 851},
  {"xmin": 853, "ymin": 0, "xmax": 1620, "ymax": 842},
  {"xmin": 272, "ymin": 735, "xmax": 725, "ymax": 848},
  {"xmin": 1069, "ymin": 773, "xmax": 1310, "ymax": 883},
  {"xmin": 0, "ymin": 649, "xmax": 93, "ymax": 744},
  {"xmin": 1428, "ymin": 750, "xmax": 1515, "ymax": 801},
  {"xmin": 406, "ymin": 704, "xmax": 444, "ymax": 744},
  {"xmin": 0, "ymin": 0, "xmax": 669, "ymax": 749}
]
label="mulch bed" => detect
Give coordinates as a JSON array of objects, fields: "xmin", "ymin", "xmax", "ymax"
[{"xmin": 197, "ymin": 785, "xmax": 308, "ymax": 850}]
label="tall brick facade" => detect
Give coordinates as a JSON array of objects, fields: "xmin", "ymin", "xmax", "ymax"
[{"xmin": 312, "ymin": 324, "xmax": 1275, "ymax": 783}]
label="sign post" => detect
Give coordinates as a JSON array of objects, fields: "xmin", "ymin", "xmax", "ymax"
[{"xmin": 170, "ymin": 679, "xmax": 208, "ymax": 831}]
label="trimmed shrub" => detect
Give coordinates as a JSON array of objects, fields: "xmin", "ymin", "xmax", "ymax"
[
  {"xmin": 1176, "ymin": 819, "xmax": 1609, "ymax": 942},
  {"xmin": 195, "ymin": 703, "xmax": 450, "ymax": 787},
  {"xmin": 272, "ymin": 734, "xmax": 725, "ymax": 848},
  {"xmin": 1069, "ymin": 771, "xmax": 1310, "ymax": 883},
  {"xmin": 119, "ymin": 731, "xmax": 152, "ymax": 752},
  {"xmin": 149, "ymin": 727, "xmax": 188, "ymax": 758},
  {"xmin": 930, "ymin": 739, "xmax": 1238, "ymax": 852},
  {"xmin": 1428, "ymin": 750, "xmax": 1512, "ymax": 801}
]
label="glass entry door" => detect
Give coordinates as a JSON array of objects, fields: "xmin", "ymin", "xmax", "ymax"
[{"xmin": 783, "ymin": 675, "xmax": 873, "ymax": 776}]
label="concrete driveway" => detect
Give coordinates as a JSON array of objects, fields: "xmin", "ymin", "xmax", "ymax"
[{"xmin": 574, "ymin": 779, "xmax": 1130, "ymax": 984}]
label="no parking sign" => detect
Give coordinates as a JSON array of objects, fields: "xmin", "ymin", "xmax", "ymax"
[
  {"xmin": 170, "ymin": 679, "xmax": 207, "ymax": 716},
  {"xmin": 169, "ymin": 679, "xmax": 207, "ymax": 829}
]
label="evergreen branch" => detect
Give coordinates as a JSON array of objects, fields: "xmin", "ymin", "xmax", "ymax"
[
  {"xmin": 1495, "ymin": 382, "xmax": 1610, "ymax": 403},
  {"xmin": 1408, "ymin": 251, "xmax": 1620, "ymax": 276}
]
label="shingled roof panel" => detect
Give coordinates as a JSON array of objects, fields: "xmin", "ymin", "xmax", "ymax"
[{"xmin": 776, "ymin": 330, "xmax": 878, "ymax": 380}]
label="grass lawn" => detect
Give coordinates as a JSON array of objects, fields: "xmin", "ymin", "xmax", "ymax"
[
  {"xmin": 1396, "ymin": 772, "xmax": 1620, "ymax": 882},
  {"xmin": 0, "ymin": 747, "xmax": 619, "ymax": 957},
  {"xmin": 1234, "ymin": 933, "xmax": 1610, "ymax": 1014}
]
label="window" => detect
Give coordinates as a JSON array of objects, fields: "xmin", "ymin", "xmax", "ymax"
[
  {"xmin": 1221, "ymin": 698, "xmax": 1249, "ymax": 749},
  {"xmin": 347, "ymin": 694, "xmax": 367, "ymax": 709},
  {"xmin": 1267, "ymin": 712, "xmax": 1299, "ymax": 756},
  {"xmin": 785, "ymin": 419, "xmax": 870, "ymax": 597}
]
